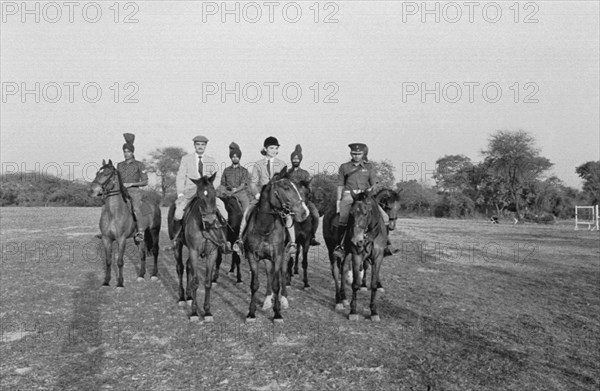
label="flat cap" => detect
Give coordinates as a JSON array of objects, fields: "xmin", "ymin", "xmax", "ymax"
[{"xmin": 193, "ymin": 135, "xmax": 209, "ymax": 143}]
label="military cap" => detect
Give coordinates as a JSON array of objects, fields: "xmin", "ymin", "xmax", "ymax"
[
  {"xmin": 348, "ymin": 143, "xmax": 367, "ymax": 153},
  {"xmin": 193, "ymin": 135, "xmax": 209, "ymax": 143}
]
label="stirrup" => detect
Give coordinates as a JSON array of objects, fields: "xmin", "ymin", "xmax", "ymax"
[
  {"xmin": 310, "ymin": 237, "xmax": 321, "ymax": 246},
  {"xmin": 134, "ymin": 231, "xmax": 144, "ymax": 242},
  {"xmin": 287, "ymin": 243, "xmax": 297, "ymax": 255},
  {"xmin": 233, "ymin": 238, "xmax": 244, "ymax": 253},
  {"xmin": 333, "ymin": 245, "xmax": 345, "ymax": 259}
]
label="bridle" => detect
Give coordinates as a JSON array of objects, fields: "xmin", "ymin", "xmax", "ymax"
[
  {"xmin": 351, "ymin": 197, "xmax": 382, "ymax": 254},
  {"xmin": 92, "ymin": 166, "xmax": 122, "ymax": 200},
  {"xmin": 271, "ymin": 179, "xmax": 304, "ymax": 227}
]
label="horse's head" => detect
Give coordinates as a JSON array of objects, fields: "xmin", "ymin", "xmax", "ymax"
[
  {"xmin": 268, "ymin": 174, "xmax": 309, "ymax": 223},
  {"xmin": 349, "ymin": 191, "xmax": 377, "ymax": 251},
  {"xmin": 90, "ymin": 159, "xmax": 118, "ymax": 197},
  {"xmin": 376, "ymin": 189, "xmax": 401, "ymax": 231},
  {"xmin": 191, "ymin": 173, "xmax": 218, "ymax": 225},
  {"xmin": 295, "ymin": 179, "xmax": 312, "ymax": 201}
]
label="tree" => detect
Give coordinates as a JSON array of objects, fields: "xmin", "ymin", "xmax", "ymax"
[
  {"xmin": 575, "ymin": 161, "xmax": 600, "ymax": 204},
  {"xmin": 434, "ymin": 155, "xmax": 473, "ymax": 194},
  {"xmin": 371, "ymin": 159, "xmax": 396, "ymax": 189},
  {"xmin": 395, "ymin": 180, "xmax": 438, "ymax": 215},
  {"xmin": 143, "ymin": 147, "xmax": 187, "ymax": 203},
  {"xmin": 311, "ymin": 172, "xmax": 338, "ymax": 215},
  {"xmin": 482, "ymin": 130, "xmax": 553, "ymax": 218}
]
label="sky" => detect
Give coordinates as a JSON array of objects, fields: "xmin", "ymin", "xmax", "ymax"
[{"xmin": 1, "ymin": 1, "xmax": 599, "ymax": 188}]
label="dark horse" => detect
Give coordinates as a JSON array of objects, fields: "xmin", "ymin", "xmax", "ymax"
[
  {"xmin": 167, "ymin": 173, "xmax": 223, "ymax": 322},
  {"xmin": 213, "ymin": 194, "xmax": 244, "ymax": 284},
  {"xmin": 323, "ymin": 190, "xmax": 388, "ymax": 320},
  {"xmin": 241, "ymin": 167, "xmax": 309, "ymax": 323},
  {"xmin": 286, "ymin": 179, "xmax": 315, "ymax": 289},
  {"xmin": 360, "ymin": 188, "xmax": 401, "ymax": 291},
  {"xmin": 90, "ymin": 160, "xmax": 161, "ymax": 288}
]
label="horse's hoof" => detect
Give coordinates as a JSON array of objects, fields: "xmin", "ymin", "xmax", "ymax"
[
  {"xmin": 116, "ymin": 286, "xmax": 124, "ymax": 291},
  {"xmin": 150, "ymin": 276, "xmax": 159, "ymax": 282},
  {"xmin": 349, "ymin": 314, "xmax": 360, "ymax": 321},
  {"xmin": 212, "ymin": 282, "xmax": 217, "ymax": 287},
  {"xmin": 186, "ymin": 300, "xmax": 192, "ymax": 306},
  {"xmin": 377, "ymin": 287, "xmax": 385, "ymax": 293},
  {"xmin": 203, "ymin": 316, "xmax": 214, "ymax": 323},
  {"xmin": 178, "ymin": 301, "xmax": 186, "ymax": 307},
  {"xmin": 371, "ymin": 315, "xmax": 381, "ymax": 322},
  {"xmin": 360, "ymin": 286, "xmax": 368, "ymax": 291},
  {"xmin": 245, "ymin": 316, "xmax": 256, "ymax": 323},
  {"xmin": 303, "ymin": 284, "xmax": 310, "ymax": 290},
  {"xmin": 136, "ymin": 277, "xmax": 144, "ymax": 282},
  {"xmin": 273, "ymin": 317, "xmax": 284, "ymax": 324},
  {"xmin": 262, "ymin": 295, "xmax": 273, "ymax": 310},
  {"xmin": 190, "ymin": 316, "xmax": 200, "ymax": 322},
  {"xmin": 342, "ymin": 299, "xmax": 350, "ymax": 307},
  {"xmin": 335, "ymin": 303, "xmax": 344, "ymax": 311},
  {"xmin": 279, "ymin": 296, "xmax": 289, "ymax": 309},
  {"xmin": 236, "ymin": 281, "xmax": 243, "ymax": 285}
]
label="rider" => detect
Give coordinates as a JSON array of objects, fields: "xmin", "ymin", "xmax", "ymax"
[
  {"xmin": 333, "ymin": 143, "xmax": 395, "ymax": 258},
  {"xmin": 171, "ymin": 135, "xmax": 232, "ymax": 253},
  {"xmin": 234, "ymin": 136, "xmax": 298, "ymax": 255},
  {"xmin": 216, "ymin": 142, "xmax": 251, "ymax": 213},
  {"xmin": 117, "ymin": 133, "xmax": 148, "ymax": 242},
  {"xmin": 287, "ymin": 144, "xmax": 321, "ymax": 246}
]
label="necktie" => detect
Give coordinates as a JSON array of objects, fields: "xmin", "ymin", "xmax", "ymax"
[
  {"xmin": 266, "ymin": 160, "xmax": 271, "ymax": 178},
  {"xmin": 198, "ymin": 156, "xmax": 203, "ymax": 177}
]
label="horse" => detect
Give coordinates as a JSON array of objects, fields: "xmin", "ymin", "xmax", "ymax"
[
  {"xmin": 167, "ymin": 173, "xmax": 223, "ymax": 322},
  {"xmin": 286, "ymin": 179, "xmax": 315, "ymax": 289},
  {"xmin": 346, "ymin": 191, "xmax": 388, "ymax": 321},
  {"xmin": 360, "ymin": 188, "xmax": 401, "ymax": 291},
  {"xmin": 323, "ymin": 189, "xmax": 388, "ymax": 318},
  {"xmin": 213, "ymin": 193, "xmax": 244, "ymax": 284},
  {"xmin": 89, "ymin": 160, "xmax": 161, "ymax": 288},
  {"xmin": 241, "ymin": 167, "xmax": 309, "ymax": 323}
]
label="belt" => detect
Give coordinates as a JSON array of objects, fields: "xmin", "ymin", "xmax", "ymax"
[{"xmin": 344, "ymin": 189, "xmax": 364, "ymax": 194}]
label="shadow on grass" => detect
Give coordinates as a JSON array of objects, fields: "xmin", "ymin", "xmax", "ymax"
[{"xmin": 54, "ymin": 272, "xmax": 108, "ymax": 390}]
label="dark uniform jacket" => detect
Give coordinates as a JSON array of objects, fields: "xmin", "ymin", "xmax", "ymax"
[
  {"xmin": 288, "ymin": 167, "xmax": 311, "ymax": 184},
  {"xmin": 117, "ymin": 159, "xmax": 148, "ymax": 186},
  {"xmin": 337, "ymin": 161, "xmax": 377, "ymax": 191}
]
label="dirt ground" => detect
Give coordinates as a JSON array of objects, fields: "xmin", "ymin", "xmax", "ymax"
[{"xmin": 1, "ymin": 207, "xmax": 598, "ymax": 390}]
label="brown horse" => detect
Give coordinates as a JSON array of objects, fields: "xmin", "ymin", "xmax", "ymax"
[
  {"xmin": 90, "ymin": 160, "xmax": 161, "ymax": 288},
  {"xmin": 360, "ymin": 188, "xmax": 401, "ymax": 291},
  {"xmin": 346, "ymin": 191, "xmax": 388, "ymax": 321},
  {"xmin": 167, "ymin": 173, "xmax": 224, "ymax": 322},
  {"xmin": 241, "ymin": 167, "xmax": 309, "ymax": 323},
  {"xmin": 323, "ymin": 190, "xmax": 388, "ymax": 319},
  {"xmin": 213, "ymin": 194, "xmax": 244, "ymax": 284},
  {"xmin": 286, "ymin": 179, "xmax": 315, "ymax": 289}
]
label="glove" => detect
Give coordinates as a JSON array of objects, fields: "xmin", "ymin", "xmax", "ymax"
[
  {"xmin": 177, "ymin": 193, "xmax": 184, "ymax": 198},
  {"xmin": 336, "ymin": 200, "xmax": 341, "ymax": 214},
  {"xmin": 255, "ymin": 193, "xmax": 260, "ymax": 200}
]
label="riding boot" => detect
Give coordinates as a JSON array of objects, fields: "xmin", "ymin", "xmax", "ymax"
[
  {"xmin": 333, "ymin": 225, "xmax": 346, "ymax": 259},
  {"xmin": 286, "ymin": 219, "xmax": 297, "ymax": 256}
]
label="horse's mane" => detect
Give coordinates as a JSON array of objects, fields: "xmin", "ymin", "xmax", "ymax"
[
  {"xmin": 374, "ymin": 188, "xmax": 400, "ymax": 203},
  {"xmin": 113, "ymin": 166, "xmax": 131, "ymax": 203}
]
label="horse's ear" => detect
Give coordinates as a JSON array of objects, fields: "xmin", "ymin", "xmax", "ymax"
[
  {"xmin": 278, "ymin": 166, "xmax": 288, "ymax": 178},
  {"xmin": 190, "ymin": 178, "xmax": 200, "ymax": 185},
  {"xmin": 208, "ymin": 172, "xmax": 217, "ymax": 183},
  {"xmin": 108, "ymin": 159, "xmax": 113, "ymax": 166},
  {"xmin": 102, "ymin": 159, "xmax": 106, "ymax": 166}
]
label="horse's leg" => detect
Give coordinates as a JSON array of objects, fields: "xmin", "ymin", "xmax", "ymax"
[
  {"xmin": 175, "ymin": 242, "xmax": 186, "ymax": 304},
  {"xmin": 204, "ymin": 248, "xmax": 216, "ymax": 321},
  {"xmin": 302, "ymin": 244, "xmax": 310, "ymax": 289},
  {"xmin": 151, "ymin": 228, "xmax": 160, "ymax": 280},
  {"xmin": 272, "ymin": 258, "xmax": 283, "ymax": 323},
  {"xmin": 349, "ymin": 253, "xmax": 362, "ymax": 320},
  {"xmin": 116, "ymin": 237, "xmax": 127, "ymax": 288},
  {"xmin": 246, "ymin": 254, "xmax": 259, "ymax": 321},
  {"xmin": 213, "ymin": 249, "xmax": 221, "ymax": 284},
  {"xmin": 370, "ymin": 253, "xmax": 383, "ymax": 322},
  {"xmin": 340, "ymin": 253, "xmax": 351, "ymax": 307},
  {"xmin": 360, "ymin": 261, "xmax": 369, "ymax": 291},
  {"xmin": 137, "ymin": 237, "xmax": 146, "ymax": 281},
  {"xmin": 102, "ymin": 238, "xmax": 112, "ymax": 286},
  {"xmin": 280, "ymin": 248, "xmax": 289, "ymax": 301},
  {"xmin": 234, "ymin": 252, "xmax": 243, "ymax": 284},
  {"xmin": 186, "ymin": 256, "xmax": 193, "ymax": 303},
  {"xmin": 286, "ymin": 254, "xmax": 293, "ymax": 286},
  {"xmin": 263, "ymin": 260, "xmax": 273, "ymax": 311},
  {"xmin": 293, "ymin": 246, "xmax": 299, "ymax": 275},
  {"xmin": 188, "ymin": 248, "xmax": 200, "ymax": 320},
  {"xmin": 329, "ymin": 247, "xmax": 343, "ymax": 310}
]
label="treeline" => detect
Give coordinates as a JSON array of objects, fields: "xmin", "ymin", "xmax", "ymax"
[{"xmin": 0, "ymin": 173, "xmax": 103, "ymax": 207}]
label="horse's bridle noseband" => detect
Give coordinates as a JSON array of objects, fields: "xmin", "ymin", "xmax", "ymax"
[
  {"xmin": 271, "ymin": 180, "xmax": 304, "ymax": 226},
  {"xmin": 92, "ymin": 166, "xmax": 121, "ymax": 199}
]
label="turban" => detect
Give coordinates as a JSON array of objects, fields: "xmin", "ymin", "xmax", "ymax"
[
  {"xmin": 122, "ymin": 133, "xmax": 135, "ymax": 152},
  {"xmin": 229, "ymin": 142, "xmax": 242, "ymax": 158},
  {"xmin": 290, "ymin": 144, "xmax": 303, "ymax": 161}
]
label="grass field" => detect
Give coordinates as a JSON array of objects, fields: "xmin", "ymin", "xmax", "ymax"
[{"xmin": 1, "ymin": 207, "xmax": 598, "ymax": 390}]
